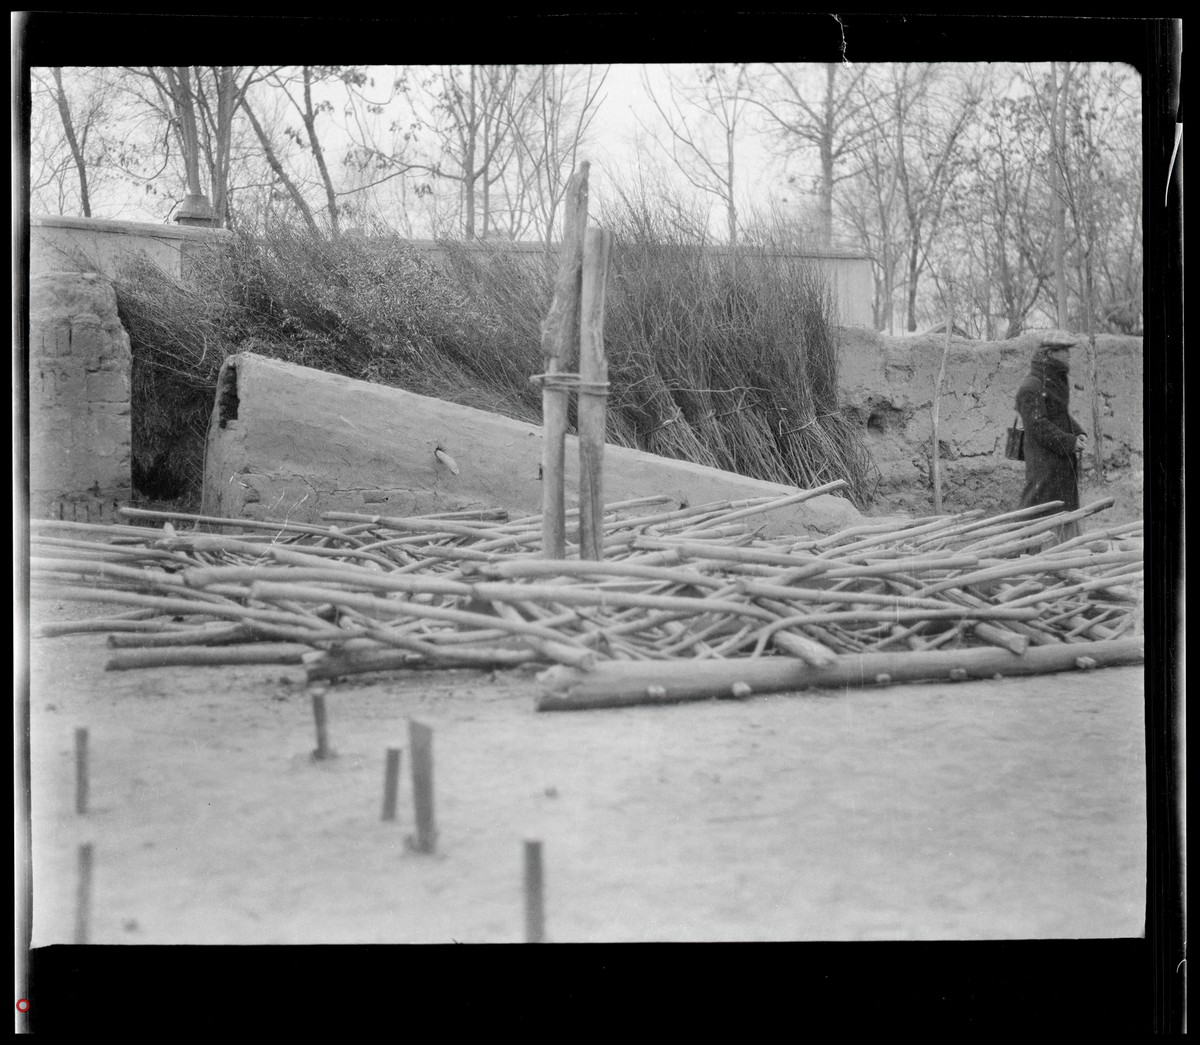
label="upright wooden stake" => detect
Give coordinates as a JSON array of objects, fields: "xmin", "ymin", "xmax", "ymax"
[
  {"xmin": 381, "ymin": 747, "xmax": 402, "ymax": 821},
  {"xmin": 931, "ymin": 291, "xmax": 953, "ymax": 514},
  {"xmin": 578, "ymin": 226, "xmax": 614, "ymax": 560},
  {"xmin": 74, "ymin": 727, "xmax": 89, "ymax": 815},
  {"xmin": 74, "ymin": 842, "xmax": 94, "ymax": 945},
  {"xmin": 311, "ymin": 689, "xmax": 334, "ymax": 760},
  {"xmin": 524, "ymin": 840, "xmax": 545, "ymax": 943},
  {"xmin": 408, "ymin": 719, "xmax": 436, "ymax": 854},
  {"xmin": 540, "ymin": 162, "xmax": 590, "ymax": 560}
]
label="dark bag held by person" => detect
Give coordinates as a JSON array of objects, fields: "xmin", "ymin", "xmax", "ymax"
[{"xmin": 1004, "ymin": 412, "xmax": 1025, "ymax": 461}]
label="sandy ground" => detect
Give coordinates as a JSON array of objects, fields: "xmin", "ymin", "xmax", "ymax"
[{"xmin": 22, "ymin": 599, "xmax": 1146, "ymax": 947}]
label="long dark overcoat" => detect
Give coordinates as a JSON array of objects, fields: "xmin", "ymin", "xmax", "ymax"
[{"xmin": 1015, "ymin": 349, "xmax": 1085, "ymax": 516}]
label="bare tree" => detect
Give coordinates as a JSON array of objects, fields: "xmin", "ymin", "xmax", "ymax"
[
  {"xmin": 125, "ymin": 65, "xmax": 264, "ymax": 225},
  {"xmin": 29, "ymin": 67, "xmax": 136, "ymax": 218},
  {"xmin": 46, "ymin": 68, "xmax": 92, "ymax": 215},
  {"xmin": 936, "ymin": 68, "xmax": 1057, "ymax": 338},
  {"xmin": 253, "ymin": 66, "xmax": 367, "ymax": 235},
  {"xmin": 240, "ymin": 97, "xmax": 321, "ymax": 235},
  {"xmin": 896, "ymin": 69, "xmax": 981, "ymax": 331},
  {"xmin": 417, "ymin": 64, "xmax": 531, "ymax": 238},
  {"xmin": 637, "ymin": 63, "xmax": 755, "ymax": 247},
  {"xmin": 1041, "ymin": 61, "xmax": 1075, "ymax": 329},
  {"xmin": 509, "ymin": 64, "xmax": 608, "ymax": 248},
  {"xmin": 751, "ymin": 62, "xmax": 873, "ymax": 248}
]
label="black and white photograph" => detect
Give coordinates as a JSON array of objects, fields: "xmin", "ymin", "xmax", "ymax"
[{"xmin": 13, "ymin": 12, "xmax": 1183, "ymax": 1034}]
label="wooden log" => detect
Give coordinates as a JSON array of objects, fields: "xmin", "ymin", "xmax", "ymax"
[
  {"xmin": 247, "ymin": 580, "xmax": 597, "ymax": 666},
  {"xmin": 705, "ymin": 480, "xmax": 849, "ymax": 527},
  {"xmin": 961, "ymin": 497, "xmax": 1117, "ymax": 552},
  {"xmin": 106, "ymin": 622, "xmax": 261, "ymax": 648},
  {"xmin": 34, "ymin": 618, "xmax": 196, "ymax": 638},
  {"xmin": 909, "ymin": 502, "xmax": 1065, "ymax": 547},
  {"xmin": 970, "ymin": 621, "xmax": 1030, "ymax": 656},
  {"xmin": 578, "ymin": 226, "xmax": 613, "ymax": 561},
  {"xmin": 768, "ymin": 629, "xmax": 838, "ymax": 667},
  {"xmin": 30, "ymin": 584, "xmax": 328, "ymax": 630},
  {"xmin": 535, "ymin": 637, "xmax": 1145, "ymax": 710},
  {"xmin": 540, "ymin": 162, "xmax": 590, "ymax": 559},
  {"xmin": 910, "ymin": 548, "xmax": 1141, "ymax": 598},
  {"xmin": 117, "ymin": 506, "xmax": 371, "ymax": 546},
  {"xmin": 303, "ymin": 644, "xmax": 536, "ymax": 682},
  {"xmin": 105, "ymin": 643, "xmax": 314, "ymax": 671}
]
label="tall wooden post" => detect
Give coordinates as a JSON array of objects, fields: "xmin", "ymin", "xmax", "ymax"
[
  {"xmin": 539, "ymin": 163, "xmax": 590, "ymax": 559},
  {"xmin": 577, "ymin": 227, "xmax": 614, "ymax": 560}
]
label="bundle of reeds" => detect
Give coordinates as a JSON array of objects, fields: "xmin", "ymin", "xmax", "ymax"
[
  {"xmin": 113, "ymin": 197, "xmax": 875, "ymax": 509},
  {"xmin": 29, "ymin": 491, "xmax": 1144, "ymax": 708}
]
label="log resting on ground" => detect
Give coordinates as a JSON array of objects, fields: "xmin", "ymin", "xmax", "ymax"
[{"xmin": 535, "ymin": 637, "xmax": 1144, "ymax": 711}]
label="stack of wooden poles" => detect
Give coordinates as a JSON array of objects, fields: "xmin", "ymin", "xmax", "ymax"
[
  {"xmin": 27, "ymin": 162, "xmax": 1144, "ymax": 708},
  {"xmin": 29, "ymin": 489, "xmax": 1143, "ymax": 709}
]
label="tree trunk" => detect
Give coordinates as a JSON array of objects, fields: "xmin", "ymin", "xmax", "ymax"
[
  {"xmin": 50, "ymin": 68, "xmax": 90, "ymax": 217},
  {"xmin": 168, "ymin": 66, "xmax": 204, "ymax": 199},
  {"xmin": 301, "ymin": 66, "xmax": 339, "ymax": 236},
  {"xmin": 242, "ymin": 101, "xmax": 321, "ymax": 235},
  {"xmin": 817, "ymin": 64, "xmax": 837, "ymax": 248},
  {"xmin": 209, "ymin": 65, "xmax": 237, "ymax": 226},
  {"xmin": 725, "ymin": 124, "xmax": 738, "ymax": 248},
  {"xmin": 1050, "ymin": 62, "xmax": 1071, "ymax": 329}
]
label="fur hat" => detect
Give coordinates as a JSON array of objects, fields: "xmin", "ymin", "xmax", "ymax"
[{"xmin": 1037, "ymin": 330, "xmax": 1078, "ymax": 349}]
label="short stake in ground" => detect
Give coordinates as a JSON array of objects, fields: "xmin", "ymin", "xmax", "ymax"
[
  {"xmin": 524, "ymin": 840, "xmax": 545, "ymax": 943},
  {"xmin": 381, "ymin": 747, "xmax": 402, "ymax": 822},
  {"xmin": 310, "ymin": 686, "xmax": 335, "ymax": 761},
  {"xmin": 74, "ymin": 727, "xmax": 88, "ymax": 814},
  {"xmin": 75, "ymin": 842, "xmax": 94, "ymax": 945},
  {"xmin": 407, "ymin": 720, "xmax": 436, "ymax": 853}
]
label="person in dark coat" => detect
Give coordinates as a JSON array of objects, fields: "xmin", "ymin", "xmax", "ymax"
[{"xmin": 1015, "ymin": 333, "xmax": 1088, "ymax": 540}]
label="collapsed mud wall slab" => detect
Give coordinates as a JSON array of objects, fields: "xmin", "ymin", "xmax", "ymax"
[
  {"xmin": 837, "ymin": 329, "xmax": 1144, "ymax": 519},
  {"xmin": 27, "ymin": 271, "xmax": 133, "ymax": 521},
  {"xmin": 203, "ymin": 353, "xmax": 862, "ymax": 537}
]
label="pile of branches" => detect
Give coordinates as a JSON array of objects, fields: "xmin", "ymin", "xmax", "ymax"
[
  {"xmin": 111, "ymin": 203, "xmax": 876, "ymax": 508},
  {"xmin": 31, "ymin": 490, "xmax": 1143, "ymax": 706}
]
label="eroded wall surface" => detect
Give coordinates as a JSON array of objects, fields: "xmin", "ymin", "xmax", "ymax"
[
  {"xmin": 837, "ymin": 329, "xmax": 1144, "ymax": 519},
  {"xmin": 28, "ymin": 271, "xmax": 133, "ymax": 520},
  {"xmin": 202, "ymin": 352, "xmax": 862, "ymax": 537}
]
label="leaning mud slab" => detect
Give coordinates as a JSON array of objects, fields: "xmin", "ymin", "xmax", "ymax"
[{"xmin": 202, "ymin": 352, "xmax": 861, "ymax": 537}]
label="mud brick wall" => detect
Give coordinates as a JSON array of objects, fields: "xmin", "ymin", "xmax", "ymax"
[
  {"xmin": 28, "ymin": 271, "xmax": 133, "ymax": 521},
  {"xmin": 836, "ymin": 329, "xmax": 1144, "ymax": 519}
]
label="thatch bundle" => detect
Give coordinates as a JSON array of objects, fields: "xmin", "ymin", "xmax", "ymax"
[{"xmin": 112, "ymin": 206, "xmax": 875, "ymax": 507}]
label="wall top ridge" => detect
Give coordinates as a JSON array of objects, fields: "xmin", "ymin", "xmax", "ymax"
[{"xmin": 31, "ymin": 213, "xmax": 233, "ymax": 243}]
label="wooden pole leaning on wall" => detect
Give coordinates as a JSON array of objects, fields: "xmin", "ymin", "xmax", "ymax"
[
  {"xmin": 539, "ymin": 162, "xmax": 591, "ymax": 560},
  {"xmin": 577, "ymin": 227, "xmax": 614, "ymax": 561},
  {"xmin": 931, "ymin": 286, "xmax": 953, "ymax": 515}
]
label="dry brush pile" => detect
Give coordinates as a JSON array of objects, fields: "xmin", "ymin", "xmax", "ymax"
[
  {"xmin": 30, "ymin": 488, "xmax": 1144, "ymax": 711},
  {"xmin": 112, "ymin": 205, "xmax": 875, "ymax": 507}
]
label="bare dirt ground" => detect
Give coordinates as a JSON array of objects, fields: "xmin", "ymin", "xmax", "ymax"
[{"xmin": 24, "ymin": 597, "xmax": 1146, "ymax": 947}]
